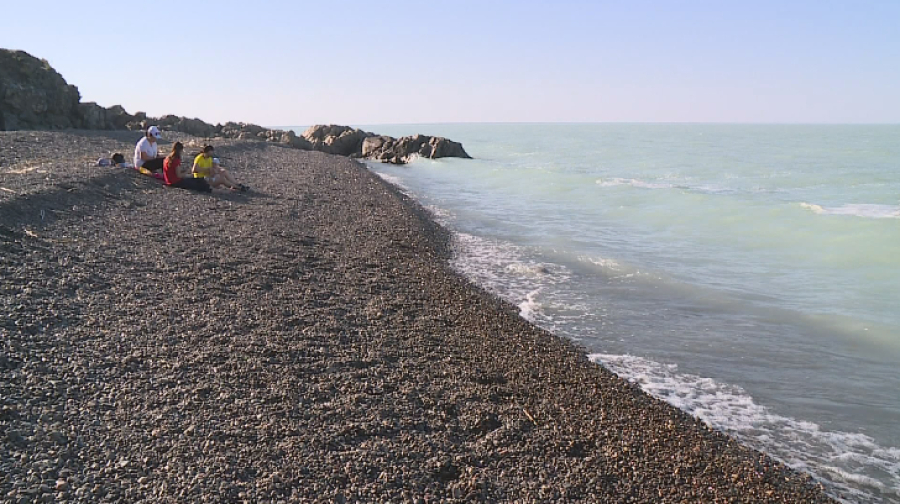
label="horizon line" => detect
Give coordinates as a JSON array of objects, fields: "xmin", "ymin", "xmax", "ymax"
[{"xmin": 272, "ymin": 121, "xmax": 900, "ymax": 129}]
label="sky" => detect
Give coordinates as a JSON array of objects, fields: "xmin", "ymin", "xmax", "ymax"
[{"xmin": 1, "ymin": 0, "xmax": 898, "ymax": 126}]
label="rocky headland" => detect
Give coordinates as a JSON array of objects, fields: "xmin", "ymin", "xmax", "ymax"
[{"xmin": 0, "ymin": 49, "xmax": 470, "ymax": 165}]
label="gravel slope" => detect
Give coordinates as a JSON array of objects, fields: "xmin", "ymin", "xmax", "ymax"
[{"xmin": 0, "ymin": 131, "xmax": 836, "ymax": 503}]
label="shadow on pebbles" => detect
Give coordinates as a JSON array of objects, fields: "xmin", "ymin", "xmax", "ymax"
[{"xmin": 0, "ymin": 131, "xmax": 836, "ymax": 503}]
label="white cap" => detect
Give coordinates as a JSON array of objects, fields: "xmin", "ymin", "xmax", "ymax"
[
  {"xmin": 147, "ymin": 126, "xmax": 161, "ymax": 138},
  {"xmin": 213, "ymin": 158, "xmax": 221, "ymax": 165}
]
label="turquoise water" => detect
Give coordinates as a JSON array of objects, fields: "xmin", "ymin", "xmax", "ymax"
[{"xmin": 301, "ymin": 124, "xmax": 900, "ymax": 502}]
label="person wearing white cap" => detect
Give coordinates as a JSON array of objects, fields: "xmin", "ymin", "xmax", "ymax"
[{"xmin": 134, "ymin": 126, "xmax": 164, "ymax": 173}]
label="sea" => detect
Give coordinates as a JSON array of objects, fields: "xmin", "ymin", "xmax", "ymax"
[{"xmin": 295, "ymin": 124, "xmax": 900, "ymax": 503}]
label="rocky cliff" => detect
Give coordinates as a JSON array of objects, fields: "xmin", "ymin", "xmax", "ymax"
[
  {"xmin": 0, "ymin": 48, "xmax": 470, "ymax": 164},
  {"xmin": 0, "ymin": 50, "xmax": 81, "ymax": 130}
]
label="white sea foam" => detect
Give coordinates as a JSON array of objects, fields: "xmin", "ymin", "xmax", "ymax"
[
  {"xmin": 518, "ymin": 289, "xmax": 542, "ymax": 320},
  {"xmin": 505, "ymin": 263, "xmax": 553, "ymax": 277},
  {"xmin": 425, "ymin": 204, "xmax": 455, "ymax": 224},
  {"xmin": 375, "ymin": 172, "xmax": 406, "ymax": 189},
  {"xmin": 801, "ymin": 202, "xmax": 900, "ymax": 219},
  {"xmin": 590, "ymin": 353, "xmax": 900, "ymax": 503},
  {"xmin": 373, "ymin": 171, "xmax": 409, "ymax": 190},
  {"xmin": 595, "ymin": 178, "xmax": 747, "ymax": 196},
  {"xmin": 450, "ymin": 232, "xmax": 573, "ymax": 331},
  {"xmin": 577, "ymin": 255, "xmax": 622, "ymax": 272},
  {"xmin": 596, "ymin": 177, "xmax": 675, "ymax": 189}
]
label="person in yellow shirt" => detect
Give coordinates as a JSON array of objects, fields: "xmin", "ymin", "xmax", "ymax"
[{"xmin": 193, "ymin": 145, "xmax": 247, "ymax": 192}]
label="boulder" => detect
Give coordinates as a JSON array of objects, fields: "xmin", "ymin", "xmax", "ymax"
[
  {"xmin": 301, "ymin": 125, "xmax": 374, "ymax": 156},
  {"xmin": 428, "ymin": 137, "xmax": 471, "ymax": 159},
  {"xmin": 79, "ymin": 102, "xmax": 110, "ymax": 129},
  {"xmin": 126, "ymin": 111, "xmax": 148, "ymax": 131},
  {"xmin": 220, "ymin": 121, "xmax": 242, "ymax": 138},
  {"xmin": 0, "ymin": 49, "xmax": 82, "ymax": 130},
  {"xmin": 282, "ymin": 130, "xmax": 312, "ymax": 150},
  {"xmin": 358, "ymin": 133, "xmax": 471, "ymax": 164},
  {"xmin": 156, "ymin": 114, "xmax": 180, "ymax": 128},
  {"xmin": 176, "ymin": 117, "xmax": 215, "ymax": 137},
  {"xmin": 302, "ymin": 124, "xmax": 355, "ymax": 142},
  {"xmin": 77, "ymin": 102, "xmax": 134, "ymax": 130},
  {"xmin": 326, "ymin": 129, "xmax": 371, "ymax": 156},
  {"xmin": 240, "ymin": 123, "xmax": 265, "ymax": 135},
  {"xmin": 269, "ymin": 129, "xmax": 309, "ymax": 149},
  {"xmin": 1, "ymin": 111, "xmax": 17, "ymax": 131},
  {"xmin": 361, "ymin": 136, "xmax": 390, "ymax": 157},
  {"xmin": 106, "ymin": 105, "xmax": 134, "ymax": 129},
  {"xmin": 380, "ymin": 134, "xmax": 429, "ymax": 163}
]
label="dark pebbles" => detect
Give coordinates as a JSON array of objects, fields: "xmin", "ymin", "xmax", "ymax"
[{"xmin": 0, "ymin": 131, "xmax": 837, "ymax": 503}]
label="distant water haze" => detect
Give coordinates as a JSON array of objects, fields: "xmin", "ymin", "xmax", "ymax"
[{"xmin": 351, "ymin": 123, "xmax": 900, "ymax": 503}]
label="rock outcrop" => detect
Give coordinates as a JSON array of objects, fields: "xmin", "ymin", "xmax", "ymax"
[
  {"xmin": 302, "ymin": 125, "xmax": 371, "ymax": 157},
  {"xmin": 302, "ymin": 125, "xmax": 471, "ymax": 164},
  {"xmin": 0, "ymin": 48, "xmax": 471, "ymax": 164},
  {"xmin": 0, "ymin": 50, "xmax": 81, "ymax": 130}
]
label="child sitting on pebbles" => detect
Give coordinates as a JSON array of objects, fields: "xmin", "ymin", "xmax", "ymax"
[
  {"xmin": 193, "ymin": 145, "xmax": 248, "ymax": 192},
  {"xmin": 163, "ymin": 142, "xmax": 211, "ymax": 193}
]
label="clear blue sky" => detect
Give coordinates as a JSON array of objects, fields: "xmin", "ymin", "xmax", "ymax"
[{"xmin": 2, "ymin": 0, "xmax": 898, "ymax": 125}]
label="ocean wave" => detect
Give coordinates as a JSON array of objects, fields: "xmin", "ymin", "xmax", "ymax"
[
  {"xmin": 373, "ymin": 171, "xmax": 410, "ymax": 190},
  {"xmin": 450, "ymin": 232, "xmax": 574, "ymax": 330},
  {"xmin": 594, "ymin": 177, "xmax": 745, "ymax": 195},
  {"xmin": 577, "ymin": 255, "xmax": 622, "ymax": 272},
  {"xmin": 590, "ymin": 353, "xmax": 900, "ymax": 504},
  {"xmin": 425, "ymin": 204, "xmax": 455, "ymax": 223},
  {"xmin": 595, "ymin": 177, "xmax": 676, "ymax": 190},
  {"xmin": 800, "ymin": 202, "xmax": 900, "ymax": 219},
  {"xmin": 505, "ymin": 263, "xmax": 554, "ymax": 277},
  {"xmin": 518, "ymin": 289, "xmax": 542, "ymax": 320},
  {"xmin": 451, "ymin": 233, "xmax": 571, "ymax": 287}
]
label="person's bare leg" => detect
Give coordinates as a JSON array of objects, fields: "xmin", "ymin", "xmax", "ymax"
[
  {"xmin": 217, "ymin": 169, "xmax": 241, "ymax": 189},
  {"xmin": 207, "ymin": 176, "xmax": 228, "ymax": 190}
]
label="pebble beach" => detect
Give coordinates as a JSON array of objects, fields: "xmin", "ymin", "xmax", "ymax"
[{"xmin": 0, "ymin": 131, "xmax": 837, "ymax": 503}]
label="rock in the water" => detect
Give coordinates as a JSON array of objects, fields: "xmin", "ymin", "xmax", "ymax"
[
  {"xmin": 361, "ymin": 136, "xmax": 391, "ymax": 157},
  {"xmin": 303, "ymin": 125, "xmax": 472, "ymax": 164},
  {"xmin": 428, "ymin": 137, "xmax": 471, "ymax": 160},
  {"xmin": 365, "ymin": 133, "xmax": 472, "ymax": 164}
]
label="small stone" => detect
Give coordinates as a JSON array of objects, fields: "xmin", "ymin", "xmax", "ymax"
[
  {"xmin": 49, "ymin": 431, "xmax": 68, "ymax": 445},
  {"xmin": 7, "ymin": 430, "xmax": 25, "ymax": 445}
]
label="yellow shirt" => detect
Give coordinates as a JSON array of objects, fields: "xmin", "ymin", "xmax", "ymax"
[{"xmin": 193, "ymin": 154, "xmax": 214, "ymax": 178}]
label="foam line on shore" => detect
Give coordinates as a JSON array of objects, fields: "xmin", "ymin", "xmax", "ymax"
[
  {"xmin": 367, "ymin": 166, "xmax": 890, "ymax": 503},
  {"xmin": 591, "ymin": 353, "xmax": 900, "ymax": 503}
]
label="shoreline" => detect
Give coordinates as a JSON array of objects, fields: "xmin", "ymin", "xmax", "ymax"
[{"xmin": 1, "ymin": 130, "xmax": 836, "ymax": 502}]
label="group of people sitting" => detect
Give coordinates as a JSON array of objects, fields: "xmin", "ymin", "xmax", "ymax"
[{"xmin": 134, "ymin": 126, "xmax": 247, "ymax": 193}]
